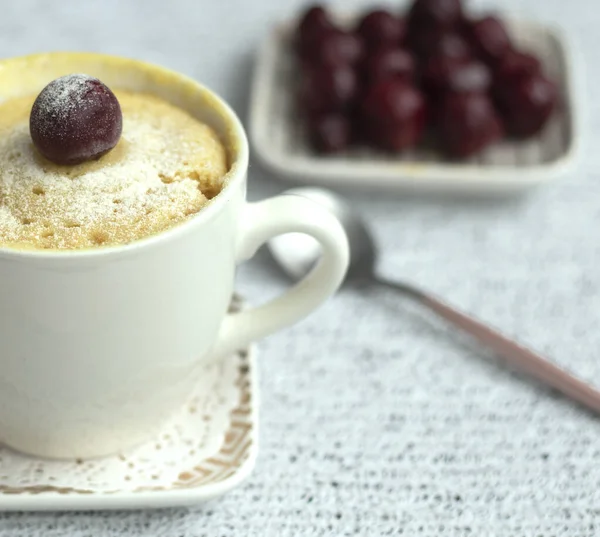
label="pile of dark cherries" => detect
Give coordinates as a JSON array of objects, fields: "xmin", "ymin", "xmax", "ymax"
[{"xmin": 295, "ymin": 0, "xmax": 558, "ymax": 158}]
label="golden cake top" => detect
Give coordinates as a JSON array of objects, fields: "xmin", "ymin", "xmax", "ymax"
[{"xmin": 0, "ymin": 90, "xmax": 228, "ymax": 250}]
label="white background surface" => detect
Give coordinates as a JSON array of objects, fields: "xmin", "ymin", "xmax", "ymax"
[{"xmin": 1, "ymin": 0, "xmax": 600, "ymax": 535}]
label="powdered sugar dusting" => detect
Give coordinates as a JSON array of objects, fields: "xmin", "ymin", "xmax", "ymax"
[
  {"xmin": 0, "ymin": 91, "xmax": 228, "ymax": 250},
  {"xmin": 34, "ymin": 74, "xmax": 92, "ymax": 119}
]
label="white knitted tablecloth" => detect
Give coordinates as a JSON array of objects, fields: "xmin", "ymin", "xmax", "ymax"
[{"xmin": 1, "ymin": 0, "xmax": 599, "ymax": 535}]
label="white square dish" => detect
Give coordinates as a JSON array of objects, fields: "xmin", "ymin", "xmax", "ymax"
[{"xmin": 249, "ymin": 14, "xmax": 581, "ymax": 195}]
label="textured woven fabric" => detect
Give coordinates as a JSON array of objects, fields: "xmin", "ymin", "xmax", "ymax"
[{"xmin": 0, "ymin": 0, "xmax": 599, "ymax": 535}]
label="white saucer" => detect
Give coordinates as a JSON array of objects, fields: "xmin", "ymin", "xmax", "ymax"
[{"xmin": 0, "ymin": 299, "xmax": 258, "ymax": 511}]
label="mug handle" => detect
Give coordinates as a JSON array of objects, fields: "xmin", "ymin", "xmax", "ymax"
[{"xmin": 211, "ymin": 194, "xmax": 349, "ymax": 358}]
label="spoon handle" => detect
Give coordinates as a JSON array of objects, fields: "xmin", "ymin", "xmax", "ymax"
[{"xmin": 375, "ymin": 276, "xmax": 600, "ymax": 413}]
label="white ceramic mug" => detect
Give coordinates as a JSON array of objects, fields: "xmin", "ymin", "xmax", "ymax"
[{"xmin": 0, "ymin": 53, "xmax": 349, "ymax": 459}]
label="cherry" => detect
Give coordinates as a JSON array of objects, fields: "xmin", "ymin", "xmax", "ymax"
[
  {"xmin": 449, "ymin": 61, "xmax": 491, "ymax": 93},
  {"xmin": 308, "ymin": 113, "xmax": 352, "ymax": 153},
  {"xmin": 493, "ymin": 49, "xmax": 542, "ymax": 105},
  {"xmin": 299, "ymin": 65, "xmax": 359, "ymax": 113},
  {"xmin": 361, "ymin": 80, "xmax": 425, "ymax": 124},
  {"xmin": 367, "ymin": 121, "xmax": 427, "ymax": 152},
  {"xmin": 422, "ymin": 57, "xmax": 490, "ymax": 126},
  {"xmin": 365, "ymin": 48, "xmax": 415, "ymax": 84},
  {"xmin": 30, "ymin": 74, "xmax": 122, "ymax": 165},
  {"xmin": 468, "ymin": 16, "xmax": 511, "ymax": 65},
  {"xmin": 426, "ymin": 32, "xmax": 471, "ymax": 60},
  {"xmin": 495, "ymin": 49, "xmax": 541, "ymax": 84},
  {"xmin": 410, "ymin": 29, "xmax": 471, "ymax": 60},
  {"xmin": 360, "ymin": 80, "xmax": 427, "ymax": 151},
  {"xmin": 357, "ymin": 10, "xmax": 406, "ymax": 50},
  {"xmin": 439, "ymin": 92, "xmax": 503, "ymax": 157},
  {"xmin": 422, "ymin": 57, "xmax": 466, "ymax": 96},
  {"xmin": 408, "ymin": 0, "xmax": 464, "ymax": 29},
  {"xmin": 423, "ymin": 57, "xmax": 491, "ymax": 96},
  {"xmin": 497, "ymin": 73, "xmax": 558, "ymax": 138},
  {"xmin": 301, "ymin": 29, "xmax": 365, "ymax": 67},
  {"xmin": 297, "ymin": 5, "xmax": 335, "ymax": 50}
]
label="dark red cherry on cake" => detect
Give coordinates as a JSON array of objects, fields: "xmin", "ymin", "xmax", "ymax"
[
  {"xmin": 360, "ymin": 80, "xmax": 427, "ymax": 151},
  {"xmin": 308, "ymin": 113, "xmax": 352, "ymax": 153},
  {"xmin": 365, "ymin": 48, "xmax": 415, "ymax": 84},
  {"xmin": 302, "ymin": 29, "xmax": 365, "ymax": 66},
  {"xmin": 297, "ymin": 5, "xmax": 335, "ymax": 50},
  {"xmin": 468, "ymin": 16, "xmax": 511, "ymax": 64},
  {"xmin": 408, "ymin": 0, "xmax": 464, "ymax": 29},
  {"xmin": 439, "ymin": 92, "xmax": 503, "ymax": 157},
  {"xmin": 299, "ymin": 64, "xmax": 358, "ymax": 113},
  {"xmin": 357, "ymin": 9, "xmax": 406, "ymax": 50},
  {"xmin": 497, "ymin": 73, "xmax": 557, "ymax": 137},
  {"xmin": 30, "ymin": 74, "xmax": 122, "ymax": 165}
]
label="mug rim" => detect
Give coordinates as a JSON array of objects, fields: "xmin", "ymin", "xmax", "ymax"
[{"xmin": 0, "ymin": 51, "xmax": 250, "ymax": 261}]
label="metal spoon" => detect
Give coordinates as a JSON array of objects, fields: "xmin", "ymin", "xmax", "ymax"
[{"xmin": 268, "ymin": 187, "xmax": 600, "ymax": 414}]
